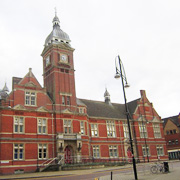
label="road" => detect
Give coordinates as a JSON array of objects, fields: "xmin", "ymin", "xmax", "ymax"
[{"xmin": 2, "ymin": 161, "xmax": 180, "ymax": 180}]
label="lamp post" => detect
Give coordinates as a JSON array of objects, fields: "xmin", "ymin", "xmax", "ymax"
[
  {"xmin": 114, "ymin": 55, "xmax": 138, "ymax": 180},
  {"xmin": 141, "ymin": 115, "xmax": 149, "ymax": 162}
]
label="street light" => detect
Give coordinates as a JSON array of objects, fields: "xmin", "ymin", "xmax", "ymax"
[{"xmin": 114, "ymin": 55, "xmax": 138, "ymax": 180}]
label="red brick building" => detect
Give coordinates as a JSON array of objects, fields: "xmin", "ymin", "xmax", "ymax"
[
  {"xmin": 0, "ymin": 13, "xmax": 168, "ymax": 175},
  {"xmin": 163, "ymin": 115, "xmax": 180, "ymax": 160}
]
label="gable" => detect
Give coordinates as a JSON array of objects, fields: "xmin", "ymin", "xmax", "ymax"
[
  {"xmin": 164, "ymin": 119, "xmax": 178, "ymax": 130},
  {"xmin": 13, "ymin": 104, "xmax": 26, "ymax": 110},
  {"xmin": 36, "ymin": 106, "xmax": 49, "ymax": 112},
  {"xmin": 152, "ymin": 117, "xmax": 160, "ymax": 123},
  {"xmin": 18, "ymin": 68, "xmax": 42, "ymax": 88},
  {"xmin": 61, "ymin": 109, "xmax": 72, "ymax": 114}
]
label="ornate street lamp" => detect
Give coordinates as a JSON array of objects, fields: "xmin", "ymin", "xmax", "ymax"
[{"xmin": 114, "ymin": 55, "xmax": 138, "ymax": 180}]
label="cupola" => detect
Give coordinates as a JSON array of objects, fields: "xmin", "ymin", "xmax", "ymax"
[
  {"xmin": 44, "ymin": 11, "xmax": 71, "ymax": 46},
  {"xmin": 104, "ymin": 88, "xmax": 111, "ymax": 105}
]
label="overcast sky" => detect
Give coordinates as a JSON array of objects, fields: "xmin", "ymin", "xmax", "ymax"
[{"xmin": 0, "ymin": 0, "xmax": 179, "ymax": 118}]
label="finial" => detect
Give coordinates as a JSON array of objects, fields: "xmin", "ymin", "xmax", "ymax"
[{"xmin": 55, "ymin": 7, "xmax": 57, "ymax": 16}]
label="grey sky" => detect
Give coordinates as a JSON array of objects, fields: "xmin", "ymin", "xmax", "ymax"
[{"xmin": 0, "ymin": 0, "xmax": 179, "ymax": 118}]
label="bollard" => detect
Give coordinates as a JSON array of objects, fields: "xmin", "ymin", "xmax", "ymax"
[{"xmin": 111, "ymin": 171, "xmax": 113, "ymax": 180}]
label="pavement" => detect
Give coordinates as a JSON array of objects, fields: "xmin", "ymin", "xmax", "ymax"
[{"xmin": 0, "ymin": 161, "xmax": 179, "ymax": 180}]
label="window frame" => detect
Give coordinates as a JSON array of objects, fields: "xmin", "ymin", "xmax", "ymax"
[
  {"xmin": 156, "ymin": 145, "xmax": 164, "ymax": 156},
  {"xmin": 93, "ymin": 145, "xmax": 100, "ymax": 158},
  {"xmin": 38, "ymin": 144, "xmax": 47, "ymax": 160},
  {"xmin": 37, "ymin": 118, "xmax": 47, "ymax": 134},
  {"xmin": 14, "ymin": 116, "xmax": 24, "ymax": 133},
  {"xmin": 139, "ymin": 122, "xmax": 148, "ymax": 138},
  {"xmin": 123, "ymin": 122, "xmax": 129, "ymax": 139},
  {"xmin": 106, "ymin": 120, "xmax": 116, "ymax": 138},
  {"xmin": 80, "ymin": 121, "xmax": 85, "ymax": 135},
  {"xmin": 25, "ymin": 91, "xmax": 37, "ymax": 106},
  {"xmin": 153, "ymin": 124, "xmax": 161, "ymax": 138},
  {"xmin": 64, "ymin": 119, "xmax": 72, "ymax": 134},
  {"xmin": 13, "ymin": 144, "xmax": 24, "ymax": 160},
  {"xmin": 142, "ymin": 145, "xmax": 150, "ymax": 157},
  {"xmin": 109, "ymin": 145, "xmax": 118, "ymax": 158},
  {"xmin": 91, "ymin": 124, "xmax": 98, "ymax": 137}
]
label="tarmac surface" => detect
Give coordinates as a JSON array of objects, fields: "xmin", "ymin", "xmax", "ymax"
[{"xmin": 0, "ymin": 161, "xmax": 179, "ymax": 180}]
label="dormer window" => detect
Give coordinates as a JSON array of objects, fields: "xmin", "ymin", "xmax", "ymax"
[{"xmin": 79, "ymin": 107, "xmax": 85, "ymax": 114}]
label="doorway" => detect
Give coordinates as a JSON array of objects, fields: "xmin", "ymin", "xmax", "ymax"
[{"xmin": 64, "ymin": 146, "xmax": 73, "ymax": 164}]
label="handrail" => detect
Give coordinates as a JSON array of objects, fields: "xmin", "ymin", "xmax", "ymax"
[
  {"xmin": 58, "ymin": 156, "xmax": 64, "ymax": 165},
  {"xmin": 40, "ymin": 157, "xmax": 58, "ymax": 167}
]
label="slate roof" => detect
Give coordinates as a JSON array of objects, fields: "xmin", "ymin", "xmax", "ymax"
[
  {"xmin": 78, "ymin": 98, "xmax": 139, "ymax": 119},
  {"xmin": 162, "ymin": 115, "xmax": 180, "ymax": 128}
]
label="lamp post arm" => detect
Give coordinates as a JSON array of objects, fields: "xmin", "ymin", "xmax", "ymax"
[{"xmin": 117, "ymin": 55, "xmax": 138, "ymax": 180}]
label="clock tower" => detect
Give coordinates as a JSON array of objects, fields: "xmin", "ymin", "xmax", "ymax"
[{"xmin": 41, "ymin": 13, "xmax": 77, "ymax": 112}]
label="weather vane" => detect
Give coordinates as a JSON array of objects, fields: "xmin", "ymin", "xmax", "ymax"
[{"xmin": 54, "ymin": 7, "xmax": 57, "ymax": 16}]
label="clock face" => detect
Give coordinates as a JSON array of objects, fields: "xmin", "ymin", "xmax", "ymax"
[
  {"xmin": 46, "ymin": 56, "xmax": 50, "ymax": 66},
  {"xmin": 60, "ymin": 54, "xmax": 68, "ymax": 63}
]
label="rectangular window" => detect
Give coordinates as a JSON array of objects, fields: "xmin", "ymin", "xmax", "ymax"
[
  {"xmin": 38, "ymin": 144, "xmax": 47, "ymax": 159},
  {"xmin": 62, "ymin": 96, "xmax": 65, "ymax": 105},
  {"xmin": 176, "ymin": 140, "xmax": 178, "ymax": 144},
  {"xmin": 14, "ymin": 144, "xmax": 24, "ymax": 160},
  {"xmin": 64, "ymin": 120, "xmax": 72, "ymax": 134},
  {"xmin": 109, "ymin": 145, "xmax": 118, "ymax": 158},
  {"xmin": 156, "ymin": 145, "xmax": 164, "ymax": 156},
  {"xmin": 67, "ymin": 96, "xmax": 70, "ymax": 105},
  {"xmin": 142, "ymin": 145, "xmax": 150, "ymax": 157},
  {"xmin": 14, "ymin": 116, "xmax": 24, "ymax": 133},
  {"xmin": 93, "ymin": 145, "xmax": 100, "ymax": 158},
  {"xmin": 123, "ymin": 122, "xmax": 129, "ymax": 138},
  {"xmin": 139, "ymin": 122, "xmax": 148, "ymax": 138},
  {"xmin": 153, "ymin": 124, "xmax": 161, "ymax": 138},
  {"xmin": 25, "ymin": 91, "xmax": 36, "ymax": 106},
  {"xmin": 173, "ymin": 129, "xmax": 177, "ymax": 134},
  {"xmin": 80, "ymin": 121, "xmax": 85, "ymax": 135},
  {"xmin": 38, "ymin": 118, "xmax": 47, "ymax": 134},
  {"xmin": 106, "ymin": 120, "xmax": 116, "ymax": 137},
  {"xmin": 91, "ymin": 124, "xmax": 98, "ymax": 137},
  {"xmin": 79, "ymin": 107, "xmax": 85, "ymax": 114}
]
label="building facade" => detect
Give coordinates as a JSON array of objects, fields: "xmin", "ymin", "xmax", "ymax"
[
  {"xmin": 163, "ymin": 115, "xmax": 180, "ymax": 160},
  {"xmin": 0, "ymin": 13, "xmax": 168, "ymax": 175}
]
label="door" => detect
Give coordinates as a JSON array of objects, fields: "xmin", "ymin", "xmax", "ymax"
[{"xmin": 64, "ymin": 146, "xmax": 73, "ymax": 164}]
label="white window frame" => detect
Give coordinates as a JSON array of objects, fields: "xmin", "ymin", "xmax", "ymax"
[
  {"xmin": 109, "ymin": 145, "xmax": 118, "ymax": 158},
  {"xmin": 153, "ymin": 124, "xmax": 161, "ymax": 138},
  {"xmin": 79, "ymin": 107, "xmax": 85, "ymax": 114},
  {"xmin": 38, "ymin": 144, "xmax": 47, "ymax": 160},
  {"xmin": 80, "ymin": 121, "xmax": 85, "ymax": 135},
  {"xmin": 106, "ymin": 120, "xmax": 116, "ymax": 137},
  {"xmin": 14, "ymin": 144, "xmax": 24, "ymax": 160},
  {"xmin": 66, "ymin": 96, "xmax": 70, "ymax": 105},
  {"xmin": 123, "ymin": 122, "xmax": 129, "ymax": 139},
  {"xmin": 25, "ymin": 91, "xmax": 36, "ymax": 106},
  {"xmin": 14, "ymin": 116, "xmax": 24, "ymax": 133},
  {"xmin": 64, "ymin": 119, "xmax": 72, "ymax": 134},
  {"xmin": 156, "ymin": 145, "xmax": 164, "ymax": 156},
  {"xmin": 62, "ymin": 96, "xmax": 65, "ymax": 105},
  {"xmin": 93, "ymin": 145, "xmax": 100, "ymax": 158},
  {"xmin": 91, "ymin": 124, "xmax": 98, "ymax": 137},
  {"xmin": 142, "ymin": 145, "xmax": 150, "ymax": 157},
  {"xmin": 139, "ymin": 122, "xmax": 148, "ymax": 138},
  {"xmin": 38, "ymin": 118, "xmax": 47, "ymax": 134}
]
